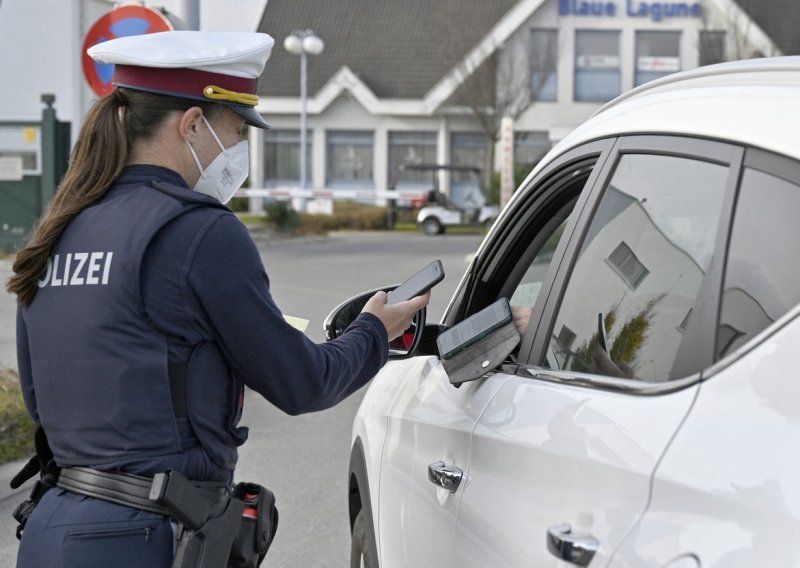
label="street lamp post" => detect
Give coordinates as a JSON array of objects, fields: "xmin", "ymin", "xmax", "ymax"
[{"xmin": 284, "ymin": 30, "xmax": 324, "ymax": 211}]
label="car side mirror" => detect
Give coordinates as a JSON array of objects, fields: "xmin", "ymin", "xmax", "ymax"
[{"xmin": 323, "ymin": 286, "xmax": 429, "ymax": 359}]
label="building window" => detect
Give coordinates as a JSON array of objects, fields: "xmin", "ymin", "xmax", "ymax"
[
  {"xmin": 326, "ymin": 130, "xmax": 374, "ymax": 188},
  {"xmin": 530, "ymin": 29, "xmax": 558, "ymax": 101},
  {"xmin": 608, "ymin": 242, "xmax": 649, "ymax": 289},
  {"xmin": 699, "ymin": 31, "xmax": 726, "ymax": 66},
  {"xmin": 263, "ymin": 129, "xmax": 310, "ymax": 187},
  {"xmin": 450, "ymin": 132, "xmax": 487, "ymax": 206},
  {"xmin": 515, "ymin": 131, "xmax": 550, "ymax": 169},
  {"xmin": 388, "ymin": 131, "xmax": 437, "ymax": 189},
  {"xmin": 635, "ymin": 31, "xmax": 681, "ymax": 87},
  {"xmin": 451, "ymin": 131, "xmax": 485, "ymax": 164},
  {"xmin": 574, "ymin": 30, "xmax": 621, "ymax": 102}
]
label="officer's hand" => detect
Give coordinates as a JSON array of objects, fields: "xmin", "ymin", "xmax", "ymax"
[{"xmin": 362, "ymin": 291, "xmax": 431, "ymax": 342}]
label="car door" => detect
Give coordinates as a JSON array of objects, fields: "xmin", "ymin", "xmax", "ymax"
[
  {"xmin": 608, "ymin": 147, "xmax": 800, "ymax": 567},
  {"xmin": 377, "ymin": 140, "xmax": 615, "ymax": 568},
  {"xmin": 452, "ymin": 136, "xmax": 743, "ymax": 567},
  {"xmin": 377, "ymin": 359, "xmax": 510, "ymax": 567}
]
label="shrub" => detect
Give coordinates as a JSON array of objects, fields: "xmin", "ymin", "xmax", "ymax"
[
  {"xmin": 0, "ymin": 368, "xmax": 35, "ymax": 464},
  {"xmin": 264, "ymin": 201, "xmax": 301, "ymax": 232},
  {"xmin": 300, "ymin": 202, "xmax": 389, "ymax": 233},
  {"xmin": 262, "ymin": 201, "xmax": 391, "ymax": 235}
]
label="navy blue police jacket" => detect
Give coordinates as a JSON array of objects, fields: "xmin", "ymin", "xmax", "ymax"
[{"xmin": 16, "ymin": 165, "xmax": 388, "ymax": 482}]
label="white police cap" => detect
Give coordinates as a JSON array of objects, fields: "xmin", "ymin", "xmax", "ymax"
[{"xmin": 88, "ymin": 31, "xmax": 274, "ymax": 129}]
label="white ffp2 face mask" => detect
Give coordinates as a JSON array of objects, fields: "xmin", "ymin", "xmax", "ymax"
[{"xmin": 185, "ymin": 116, "xmax": 249, "ymax": 204}]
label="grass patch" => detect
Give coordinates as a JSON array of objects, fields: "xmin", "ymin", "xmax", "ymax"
[
  {"xmin": 245, "ymin": 202, "xmax": 489, "ymax": 236},
  {"xmin": 0, "ymin": 368, "xmax": 35, "ymax": 464},
  {"xmin": 236, "ymin": 214, "xmax": 267, "ymax": 227},
  {"xmin": 394, "ymin": 222, "xmax": 488, "ymax": 235}
]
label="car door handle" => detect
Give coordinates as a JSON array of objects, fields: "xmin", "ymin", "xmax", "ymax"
[
  {"xmin": 427, "ymin": 461, "xmax": 463, "ymax": 493},
  {"xmin": 546, "ymin": 523, "xmax": 598, "ymax": 567}
]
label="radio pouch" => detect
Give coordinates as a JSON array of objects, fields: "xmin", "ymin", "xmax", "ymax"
[
  {"xmin": 228, "ymin": 482, "xmax": 279, "ymax": 568},
  {"xmin": 441, "ymin": 320, "xmax": 520, "ymax": 386}
]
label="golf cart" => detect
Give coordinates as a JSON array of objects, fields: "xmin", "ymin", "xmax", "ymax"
[{"xmin": 400, "ymin": 164, "xmax": 499, "ymax": 236}]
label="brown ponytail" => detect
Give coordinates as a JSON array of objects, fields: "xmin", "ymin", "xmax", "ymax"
[{"xmin": 6, "ymin": 89, "xmax": 219, "ymax": 306}]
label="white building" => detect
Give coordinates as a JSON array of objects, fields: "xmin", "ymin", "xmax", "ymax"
[
  {"xmin": 0, "ymin": 0, "xmax": 794, "ymax": 209},
  {"xmin": 254, "ymin": 0, "xmax": 787, "ymax": 205}
]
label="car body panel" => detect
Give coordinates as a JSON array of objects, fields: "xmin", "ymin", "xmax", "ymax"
[
  {"xmin": 608, "ymin": 310, "xmax": 800, "ymax": 567},
  {"xmin": 377, "ymin": 356, "xmax": 512, "ymax": 567},
  {"xmin": 454, "ymin": 375, "xmax": 698, "ymax": 567},
  {"xmin": 417, "ymin": 205, "xmax": 463, "ymax": 226},
  {"xmin": 351, "ymin": 356, "xmax": 433, "ymax": 563},
  {"xmin": 417, "ymin": 205, "xmax": 499, "ymax": 227}
]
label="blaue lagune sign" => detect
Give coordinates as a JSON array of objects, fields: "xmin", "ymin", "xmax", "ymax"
[{"xmin": 558, "ymin": 0, "xmax": 702, "ymax": 22}]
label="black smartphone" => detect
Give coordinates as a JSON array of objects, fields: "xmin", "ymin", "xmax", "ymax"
[
  {"xmin": 437, "ymin": 298, "xmax": 512, "ymax": 360},
  {"xmin": 387, "ymin": 260, "xmax": 445, "ymax": 305}
]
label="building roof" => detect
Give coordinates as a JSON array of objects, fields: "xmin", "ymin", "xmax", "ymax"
[
  {"xmin": 737, "ymin": 0, "xmax": 800, "ymax": 55},
  {"xmin": 255, "ymin": 0, "xmax": 800, "ymax": 104},
  {"xmin": 256, "ymin": 0, "xmax": 517, "ymax": 99}
]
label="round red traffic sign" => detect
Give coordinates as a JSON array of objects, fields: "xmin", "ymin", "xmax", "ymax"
[{"xmin": 82, "ymin": 5, "xmax": 173, "ymax": 97}]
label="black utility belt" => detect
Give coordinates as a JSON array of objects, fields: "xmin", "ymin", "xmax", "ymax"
[
  {"xmin": 57, "ymin": 466, "xmax": 190, "ymax": 516},
  {"xmin": 54, "ymin": 466, "xmax": 278, "ymax": 568}
]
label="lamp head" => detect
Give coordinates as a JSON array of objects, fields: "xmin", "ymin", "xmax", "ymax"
[{"xmin": 283, "ymin": 34, "xmax": 303, "ymax": 55}]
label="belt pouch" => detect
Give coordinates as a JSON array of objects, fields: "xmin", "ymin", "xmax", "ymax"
[{"xmin": 228, "ymin": 482, "xmax": 279, "ymax": 568}]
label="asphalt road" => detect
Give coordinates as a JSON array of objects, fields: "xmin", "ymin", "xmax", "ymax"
[{"xmin": 0, "ymin": 229, "xmax": 483, "ymax": 567}]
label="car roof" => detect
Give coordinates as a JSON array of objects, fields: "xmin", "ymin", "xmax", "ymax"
[{"xmin": 547, "ymin": 56, "xmax": 800, "ymax": 167}]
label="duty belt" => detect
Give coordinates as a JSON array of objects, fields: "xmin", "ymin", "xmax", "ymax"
[{"xmin": 57, "ymin": 466, "xmax": 227, "ymax": 517}]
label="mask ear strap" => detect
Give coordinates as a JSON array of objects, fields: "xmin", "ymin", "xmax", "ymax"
[
  {"xmin": 201, "ymin": 115, "xmax": 226, "ymax": 152},
  {"xmin": 185, "ymin": 139, "xmax": 206, "ymax": 179}
]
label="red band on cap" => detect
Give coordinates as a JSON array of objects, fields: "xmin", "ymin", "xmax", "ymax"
[{"xmin": 113, "ymin": 65, "xmax": 256, "ymax": 100}]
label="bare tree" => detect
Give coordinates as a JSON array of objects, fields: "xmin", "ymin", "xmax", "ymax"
[
  {"xmin": 698, "ymin": 0, "xmax": 780, "ymax": 63},
  {"xmin": 445, "ymin": 30, "xmax": 557, "ymax": 195}
]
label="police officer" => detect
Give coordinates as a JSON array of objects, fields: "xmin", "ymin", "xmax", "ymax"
[{"xmin": 6, "ymin": 31, "xmax": 429, "ymax": 567}]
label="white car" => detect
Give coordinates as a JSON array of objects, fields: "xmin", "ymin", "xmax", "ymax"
[
  {"xmin": 404, "ymin": 164, "xmax": 499, "ymax": 235},
  {"xmin": 327, "ymin": 57, "xmax": 800, "ymax": 568},
  {"xmin": 417, "ymin": 202, "xmax": 499, "ymax": 236}
]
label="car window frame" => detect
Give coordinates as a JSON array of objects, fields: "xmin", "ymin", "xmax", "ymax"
[
  {"xmin": 524, "ymin": 134, "xmax": 745, "ymax": 392},
  {"xmin": 711, "ymin": 146, "xmax": 800, "ymax": 358},
  {"xmin": 442, "ymin": 139, "xmax": 618, "ymax": 343}
]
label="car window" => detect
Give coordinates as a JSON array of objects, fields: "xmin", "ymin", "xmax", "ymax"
[
  {"xmin": 509, "ymin": 219, "xmax": 567, "ymax": 310},
  {"xmin": 717, "ymin": 165, "xmax": 800, "ymax": 358},
  {"xmin": 545, "ymin": 153, "xmax": 730, "ymax": 382}
]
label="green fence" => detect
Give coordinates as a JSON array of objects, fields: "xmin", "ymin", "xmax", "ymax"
[{"xmin": 0, "ymin": 98, "xmax": 71, "ymax": 253}]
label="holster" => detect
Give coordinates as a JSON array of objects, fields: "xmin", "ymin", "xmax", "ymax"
[
  {"xmin": 150, "ymin": 470, "xmax": 244, "ymax": 568},
  {"xmin": 150, "ymin": 471, "xmax": 278, "ymax": 568},
  {"xmin": 10, "ymin": 425, "xmax": 60, "ymax": 540},
  {"xmin": 228, "ymin": 482, "xmax": 279, "ymax": 568}
]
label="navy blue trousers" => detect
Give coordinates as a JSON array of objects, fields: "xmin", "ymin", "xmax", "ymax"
[{"xmin": 17, "ymin": 488, "xmax": 173, "ymax": 567}]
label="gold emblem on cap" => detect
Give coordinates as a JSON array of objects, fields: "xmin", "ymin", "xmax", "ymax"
[{"xmin": 203, "ymin": 85, "xmax": 259, "ymax": 106}]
